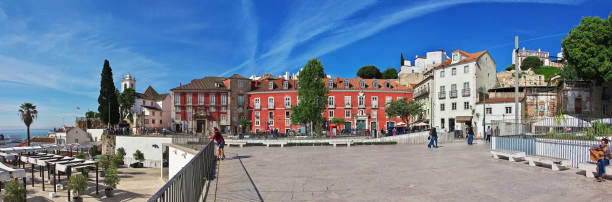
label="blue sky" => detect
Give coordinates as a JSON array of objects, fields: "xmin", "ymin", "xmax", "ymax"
[{"xmin": 0, "ymin": 0, "xmax": 610, "ymax": 129}]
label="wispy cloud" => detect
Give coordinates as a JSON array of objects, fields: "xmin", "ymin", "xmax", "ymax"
[{"xmin": 228, "ymin": 0, "xmax": 586, "ymax": 76}]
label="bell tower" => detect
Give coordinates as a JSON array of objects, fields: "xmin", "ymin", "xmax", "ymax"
[{"xmin": 121, "ymin": 74, "xmax": 136, "ymax": 92}]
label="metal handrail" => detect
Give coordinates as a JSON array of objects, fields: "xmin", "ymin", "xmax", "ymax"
[{"xmin": 148, "ymin": 140, "xmax": 216, "ymax": 202}]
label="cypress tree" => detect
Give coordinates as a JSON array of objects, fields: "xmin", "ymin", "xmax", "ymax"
[
  {"xmin": 98, "ymin": 60, "xmax": 120, "ymax": 126},
  {"xmin": 401, "ymin": 53, "xmax": 405, "ymax": 67}
]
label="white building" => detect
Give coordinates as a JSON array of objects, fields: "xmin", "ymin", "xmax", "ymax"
[
  {"xmin": 474, "ymin": 97, "xmax": 524, "ymax": 137},
  {"xmin": 49, "ymin": 127, "xmax": 92, "ymax": 145},
  {"xmin": 512, "ymin": 47, "xmax": 550, "ymax": 67},
  {"xmin": 413, "ymin": 72, "xmax": 433, "ymax": 126},
  {"xmin": 400, "ymin": 50, "xmax": 450, "ymax": 75},
  {"xmin": 432, "ymin": 50, "xmax": 497, "ymax": 135},
  {"xmin": 122, "ymin": 74, "xmax": 172, "ymax": 130}
]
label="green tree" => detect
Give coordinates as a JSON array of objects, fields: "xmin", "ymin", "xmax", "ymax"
[
  {"xmin": 356, "ymin": 65, "xmax": 382, "ymax": 79},
  {"xmin": 561, "ymin": 13, "xmax": 612, "ymax": 83},
  {"xmin": 103, "ymin": 165, "xmax": 120, "ymax": 192},
  {"xmin": 505, "ymin": 64, "xmax": 515, "ymax": 71},
  {"xmin": 521, "ymin": 56, "xmax": 543, "ymax": 70},
  {"xmin": 330, "ymin": 117, "xmax": 345, "ymax": 125},
  {"xmin": 1, "ymin": 179, "xmax": 26, "ymax": 202},
  {"xmin": 85, "ymin": 110, "xmax": 100, "ymax": 118},
  {"xmin": 98, "ymin": 59, "xmax": 120, "ymax": 126},
  {"xmin": 400, "ymin": 53, "xmax": 405, "ymax": 67},
  {"xmin": 133, "ymin": 149, "xmax": 145, "ymax": 163},
  {"xmin": 67, "ymin": 174, "xmax": 88, "ymax": 198},
  {"xmin": 118, "ymin": 88, "xmax": 136, "ymax": 120},
  {"xmin": 385, "ymin": 98, "xmax": 425, "ymax": 127},
  {"xmin": 18, "ymin": 103, "xmax": 37, "ymax": 146},
  {"xmin": 291, "ymin": 58, "xmax": 329, "ymax": 136},
  {"xmin": 238, "ymin": 118, "xmax": 251, "ymax": 133},
  {"xmin": 382, "ymin": 68, "xmax": 398, "ymax": 79}
]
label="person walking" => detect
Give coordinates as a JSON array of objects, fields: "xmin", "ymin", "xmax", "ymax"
[
  {"xmin": 428, "ymin": 128, "xmax": 438, "ymax": 148},
  {"xmin": 486, "ymin": 126, "xmax": 492, "ymax": 143},
  {"xmin": 209, "ymin": 127, "xmax": 225, "ymax": 160},
  {"xmin": 467, "ymin": 125, "xmax": 474, "ymax": 145}
]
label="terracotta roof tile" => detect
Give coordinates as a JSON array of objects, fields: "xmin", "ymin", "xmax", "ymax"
[
  {"xmin": 434, "ymin": 50, "xmax": 488, "ymax": 69},
  {"xmin": 136, "ymin": 86, "xmax": 170, "ymax": 100},
  {"xmin": 18, "ymin": 137, "xmax": 55, "ymax": 146},
  {"xmin": 171, "ymin": 77, "xmax": 229, "ymax": 91}
]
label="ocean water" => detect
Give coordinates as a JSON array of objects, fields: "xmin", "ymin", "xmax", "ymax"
[{"xmin": 0, "ymin": 129, "xmax": 52, "ymax": 141}]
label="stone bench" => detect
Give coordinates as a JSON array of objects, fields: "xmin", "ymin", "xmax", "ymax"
[
  {"xmin": 265, "ymin": 141, "xmax": 288, "ymax": 148},
  {"xmin": 525, "ymin": 155, "xmax": 570, "ymax": 171},
  {"xmin": 329, "ymin": 141, "xmax": 353, "ymax": 148},
  {"xmin": 225, "ymin": 141, "xmax": 247, "ymax": 148},
  {"xmin": 578, "ymin": 162, "xmax": 612, "ymax": 178},
  {"xmin": 490, "ymin": 150, "xmax": 526, "ymax": 162}
]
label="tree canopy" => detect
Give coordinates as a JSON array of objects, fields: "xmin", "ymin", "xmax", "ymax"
[
  {"xmin": 505, "ymin": 64, "xmax": 515, "ymax": 71},
  {"xmin": 521, "ymin": 56, "xmax": 543, "ymax": 70},
  {"xmin": 291, "ymin": 58, "xmax": 329, "ymax": 135},
  {"xmin": 533, "ymin": 66, "xmax": 560, "ymax": 81},
  {"xmin": 18, "ymin": 103, "xmax": 37, "ymax": 146},
  {"xmin": 381, "ymin": 68, "xmax": 398, "ymax": 79},
  {"xmin": 385, "ymin": 98, "xmax": 424, "ymax": 126},
  {"xmin": 118, "ymin": 88, "xmax": 136, "ymax": 119},
  {"xmin": 561, "ymin": 13, "xmax": 612, "ymax": 83},
  {"xmin": 330, "ymin": 117, "xmax": 345, "ymax": 125},
  {"xmin": 98, "ymin": 60, "xmax": 120, "ymax": 126},
  {"xmin": 356, "ymin": 65, "xmax": 381, "ymax": 79}
]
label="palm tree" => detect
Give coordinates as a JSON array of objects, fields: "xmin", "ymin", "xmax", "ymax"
[{"xmin": 18, "ymin": 103, "xmax": 38, "ymax": 146}]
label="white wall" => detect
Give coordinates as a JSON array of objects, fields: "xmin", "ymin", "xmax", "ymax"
[
  {"xmin": 115, "ymin": 136, "xmax": 172, "ymax": 168},
  {"xmin": 474, "ymin": 102, "xmax": 523, "ymax": 137},
  {"xmin": 168, "ymin": 145, "xmax": 196, "ymax": 179},
  {"xmin": 87, "ymin": 129, "xmax": 104, "ymax": 142}
]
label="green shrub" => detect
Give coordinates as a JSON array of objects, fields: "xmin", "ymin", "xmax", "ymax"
[
  {"xmin": 103, "ymin": 165, "xmax": 120, "ymax": 190},
  {"xmin": 533, "ymin": 66, "xmax": 560, "ymax": 81},
  {"xmin": 67, "ymin": 174, "xmax": 88, "ymax": 197},
  {"xmin": 75, "ymin": 153, "xmax": 86, "ymax": 160},
  {"xmin": 1, "ymin": 179, "xmax": 25, "ymax": 202},
  {"xmin": 133, "ymin": 150, "xmax": 144, "ymax": 163}
]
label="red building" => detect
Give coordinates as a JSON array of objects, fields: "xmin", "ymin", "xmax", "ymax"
[{"xmin": 248, "ymin": 78, "xmax": 413, "ymax": 135}]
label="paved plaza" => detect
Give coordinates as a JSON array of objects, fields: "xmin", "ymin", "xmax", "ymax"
[
  {"xmin": 27, "ymin": 167, "xmax": 164, "ymax": 202},
  {"xmin": 207, "ymin": 142, "xmax": 612, "ymax": 201}
]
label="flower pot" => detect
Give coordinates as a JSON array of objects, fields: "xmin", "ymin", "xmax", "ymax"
[
  {"xmin": 100, "ymin": 170, "xmax": 106, "ymax": 177},
  {"xmin": 73, "ymin": 196, "xmax": 83, "ymax": 202},
  {"xmin": 105, "ymin": 188, "xmax": 113, "ymax": 198}
]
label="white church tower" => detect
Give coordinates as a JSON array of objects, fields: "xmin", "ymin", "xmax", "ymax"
[{"xmin": 121, "ymin": 74, "xmax": 135, "ymax": 92}]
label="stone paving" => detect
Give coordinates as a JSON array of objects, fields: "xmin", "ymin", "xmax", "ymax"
[{"xmin": 207, "ymin": 142, "xmax": 612, "ymax": 201}]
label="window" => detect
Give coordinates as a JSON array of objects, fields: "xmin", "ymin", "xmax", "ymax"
[
  {"xmin": 238, "ymin": 95, "xmax": 243, "ymax": 106},
  {"xmin": 358, "ymin": 96, "xmax": 365, "ymax": 106},
  {"xmin": 152, "ymin": 119, "xmax": 155, "ymax": 124},
  {"xmin": 441, "ymin": 119, "xmax": 445, "ymax": 128},
  {"xmin": 359, "ymin": 110, "xmax": 364, "ymax": 116},
  {"xmin": 464, "ymin": 102, "xmax": 469, "ymax": 110},
  {"xmin": 464, "ymin": 65, "xmax": 469, "ymax": 73},
  {"xmin": 187, "ymin": 106, "xmax": 191, "ymax": 112},
  {"xmin": 505, "ymin": 107, "xmax": 512, "ymax": 114},
  {"xmin": 283, "ymin": 81, "xmax": 288, "ymax": 89},
  {"xmin": 328, "ymin": 80, "xmax": 334, "ymax": 88},
  {"xmin": 344, "ymin": 96, "xmax": 351, "ymax": 107},
  {"xmin": 285, "ymin": 119, "xmax": 290, "ymax": 126},
  {"xmin": 440, "ymin": 103, "xmax": 445, "ymax": 111},
  {"xmin": 385, "ymin": 96, "xmax": 392, "ymax": 104},
  {"xmin": 604, "ymin": 104, "xmax": 609, "ymax": 115},
  {"xmin": 372, "ymin": 96, "xmax": 378, "ymax": 107},
  {"xmin": 268, "ymin": 81, "xmax": 274, "ymax": 90},
  {"xmin": 385, "ymin": 81, "xmax": 391, "ymax": 88},
  {"xmin": 486, "ymin": 108, "xmax": 492, "ymax": 114},
  {"xmin": 160, "ymin": 120, "xmax": 162, "ymax": 124},
  {"xmin": 198, "ymin": 94, "xmax": 204, "ymax": 105},
  {"xmin": 452, "ymin": 102, "xmax": 457, "ymax": 110},
  {"xmin": 187, "ymin": 94, "xmax": 192, "ymax": 105},
  {"xmin": 145, "ymin": 119, "xmax": 149, "ymax": 124},
  {"xmin": 175, "ymin": 95, "xmax": 180, "ymax": 104},
  {"xmin": 360, "ymin": 80, "xmax": 365, "ymax": 88},
  {"xmin": 210, "ymin": 94, "xmax": 215, "ymax": 105},
  {"xmin": 152, "ymin": 111, "xmax": 155, "ymax": 116},
  {"xmin": 345, "ymin": 110, "xmax": 351, "ymax": 118},
  {"xmin": 221, "ymin": 106, "xmax": 227, "ymax": 112},
  {"xmin": 210, "ymin": 106, "xmax": 215, "ymax": 112},
  {"xmin": 344, "ymin": 80, "xmax": 349, "ymax": 88},
  {"xmin": 268, "ymin": 97, "xmax": 274, "ymax": 109},
  {"xmin": 373, "ymin": 80, "xmax": 379, "ymax": 88},
  {"xmin": 328, "ymin": 96, "xmax": 335, "ymax": 107},
  {"xmin": 463, "ymin": 82, "xmax": 469, "ymax": 90},
  {"xmin": 222, "ymin": 94, "xmax": 228, "ymax": 105},
  {"xmin": 296, "ymin": 96, "xmax": 300, "ymax": 104},
  {"xmin": 329, "ymin": 110, "xmax": 334, "ymax": 119},
  {"xmin": 452, "ymin": 68, "xmax": 456, "ymax": 75},
  {"xmin": 238, "ymin": 81, "xmax": 244, "ymax": 88},
  {"xmin": 440, "ymin": 85, "xmax": 445, "ymax": 93},
  {"xmin": 440, "ymin": 70, "xmax": 445, "ymax": 78},
  {"xmin": 284, "ymin": 96, "xmax": 291, "ymax": 108},
  {"xmin": 254, "ymin": 98, "xmax": 260, "ymax": 109},
  {"xmin": 255, "ymin": 111, "xmax": 260, "ymax": 119},
  {"xmin": 285, "ymin": 111, "xmax": 290, "ymax": 119},
  {"xmin": 255, "ymin": 120, "xmax": 260, "ymax": 126},
  {"xmin": 372, "ymin": 110, "xmax": 377, "ymax": 118},
  {"xmin": 453, "ymin": 53, "xmax": 459, "ymax": 62}
]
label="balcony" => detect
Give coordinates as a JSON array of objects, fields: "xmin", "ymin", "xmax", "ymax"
[
  {"xmin": 358, "ymin": 104, "xmax": 366, "ymax": 109},
  {"xmin": 372, "ymin": 104, "xmax": 378, "ymax": 108},
  {"xmin": 438, "ymin": 91, "xmax": 446, "ymax": 99},
  {"xmin": 450, "ymin": 90, "xmax": 458, "ymax": 98},
  {"xmin": 345, "ymin": 104, "xmax": 351, "ymax": 108},
  {"xmin": 285, "ymin": 104, "xmax": 291, "ymax": 109},
  {"xmin": 254, "ymin": 105, "xmax": 261, "ymax": 110},
  {"xmin": 328, "ymin": 104, "xmax": 335, "ymax": 109},
  {"xmin": 268, "ymin": 105, "xmax": 274, "ymax": 109},
  {"xmin": 462, "ymin": 88, "xmax": 471, "ymax": 97},
  {"xmin": 414, "ymin": 88, "xmax": 430, "ymax": 97}
]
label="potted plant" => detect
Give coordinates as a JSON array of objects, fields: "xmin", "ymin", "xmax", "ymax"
[
  {"xmin": 66, "ymin": 174, "xmax": 88, "ymax": 202},
  {"xmin": 98, "ymin": 155, "xmax": 109, "ymax": 177},
  {"xmin": 133, "ymin": 150, "xmax": 144, "ymax": 168},
  {"xmin": 1, "ymin": 179, "xmax": 26, "ymax": 202},
  {"xmin": 116, "ymin": 147, "xmax": 126, "ymax": 165},
  {"xmin": 103, "ymin": 165, "xmax": 120, "ymax": 198}
]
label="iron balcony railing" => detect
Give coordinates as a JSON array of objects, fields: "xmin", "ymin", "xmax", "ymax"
[
  {"xmin": 438, "ymin": 91, "xmax": 446, "ymax": 99},
  {"xmin": 450, "ymin": 90, "xmax": 458, "ymax": 98},
  {"xmin": 148, "ymin": 140, "xmax": 216, "ymax": 202},
  {"xmin": 462, "ymin": 88, "xmax": 471, "ymax": 97}
]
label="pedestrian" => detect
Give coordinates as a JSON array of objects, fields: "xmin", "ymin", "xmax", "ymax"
[
  {"xmin": 427, "ymin": 128, "xmax": 438, "ymax": 148},
  {"xmin": 467, "ymin": 125, "xmax": 474, "ymax": 145},
  {"xmin": 486, "ymin": 126, "xmax": 492, "ymax": 143},
  {"xmin": 209, "ymin": 127, "xmax": 225, "ymax": 160}
]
